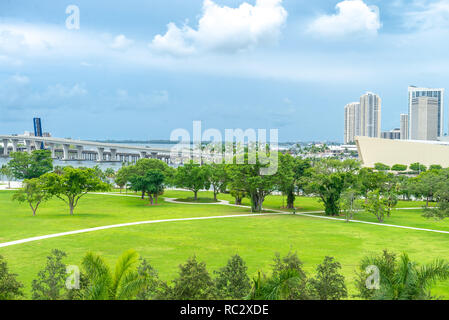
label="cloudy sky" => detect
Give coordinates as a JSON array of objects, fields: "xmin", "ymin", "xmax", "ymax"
[{"xmin": 1, "ymin": 0, "xmax": 449, "ymax": 142}]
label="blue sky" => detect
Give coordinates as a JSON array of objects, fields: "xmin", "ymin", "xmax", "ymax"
[{"xmin": 1, "ymin": 0, "xmax": 449, "ymax": 142}]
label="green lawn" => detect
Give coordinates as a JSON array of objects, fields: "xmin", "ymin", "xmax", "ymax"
[{"xmin": 1, "ymin": 189, "xmax": 449, "ymax": 299}]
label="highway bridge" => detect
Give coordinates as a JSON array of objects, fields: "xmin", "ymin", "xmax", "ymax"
[{"xmin": 0, "ymin": 135, "xmax": 183, "ymax": 163}]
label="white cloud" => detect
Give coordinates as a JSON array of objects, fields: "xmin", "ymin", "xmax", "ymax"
[
  {"xmin": 110, "ymin": 34, "xmax": 134, "ymax": 49},
  {"xmin": 404, "ymin": 0, "xmax": 449, "ymax": 30},
  {"xmin": 150, "ymin": 0, "xmax": 287, "ymax": 55},
  {"xmin": 10, "ymin": 74, "xmax": 30, "ymax": 85},
  {"xmin": 307, "ymin": 0, "xmax": 381, "ymax": 37}
]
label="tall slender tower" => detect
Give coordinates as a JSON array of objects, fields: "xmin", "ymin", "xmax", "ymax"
[
  {"xmin": 400, "ymin": 114, "xmax": 409, "ymax": 140},
  {"xmin": 410, "ymin": 96, "xmax": 439, "ymax": 141},
  {"xmin": 408, "ymin": 86, "xmax": 444, "ymax": 138},
  {"xmin": 344, "ymin": 102, "xmax": 361, "ymax": 144},
  {"xmin": 360, "ymin": 92, "xmax": 381, "ymax": 138}
]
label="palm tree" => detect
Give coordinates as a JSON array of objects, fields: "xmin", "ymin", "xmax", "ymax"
[
  {"xmin": 359, "ymin": 251, "xmax": 449, "ymax": 300},
  {"xmin": 81, "ymin": 249, "xmax": 146, "ymax": 300},
  {"xmin": 247, "ymin": 269, "xmax": 305, "ymax": 300}
]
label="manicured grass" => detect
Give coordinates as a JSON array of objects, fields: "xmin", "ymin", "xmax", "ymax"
[
  {"xmin": 1, "ymin": 189, "xmax": 448, "ymax": 299},
  {"xmin": 174, "ymin": 197, "xmax": 219, "ymax": 203}
]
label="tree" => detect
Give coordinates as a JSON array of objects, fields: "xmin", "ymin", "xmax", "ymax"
[
  {"xmin": 163, "ymin": 256, "xmax": 216, "ymax": 300},
  {"xmin": 174, "ymin": 162, "xmax": 211, "ymax": 201},
  {"xmin": 104, "ymin": 168, "xmax": 116, "ymax": 180},
  {"xmin": 308, "ymin": 256, "xmax": 347, "ymax": 300},
  {"xmin": 271, "ymin": 251, "xmax": 309, "ymax": 300},
  {"xmin": 227, "ymin": 152, "xmax": 279, "ymax": 213},
  {"xmin": 42, "ymin": 167, "xmax": 110, "ymax": 215},
  {"xmin": 81, "ymin": 249, "xmax": 146, "ymax": 300},
  {"xmin": 391, "ymin": 164, "xmax": 407, "ymax": 172},
  {"xmin": 422, "ymin": 171, "xmax": 449, "ymax": 220},
  {"xmin": 129, "ymin": 169, "xmax": 165, "ymax": 205},
  {"xmin": 410, "ymin": 162, "xmax": 427, "ymax": 173},
  {"xmin": 12, "ymin": 178, "xmax": 52, "ymax": 216},
  {"xmin": 114, "ymin": 167, "xmax": 130, "ymax": 193},
  {"xmin": 410, "ymin": 170, "xmax": 442, "ymax": 207},
  {"xmin": 301, "ymin": 159, "xmax": 359, "ymax": 216},
  {"xmin": 136, "ymin": 258, "xmax": 161, "ymax": 300},
  {"xmin": 32, "ymin": 249, "xmax": 68, "ymax": 300},
  {"xmin": 7, "ymin": 150, "xmax": 53, "ymax": 180},
  {"xmin": 340, "ymin": 188, "xmax": 361, "ymax": 222},
  {"xmin": 374, "ymin": 163, "xmax": 390, "ymax": 171},
  {"xmin": 355, "ymin": 250, "xmax": 449, "ymax": 300},
  {"xmin": 363, "ymin": 190, "xmax": 388, "ymax": 223},
  {"xmin": 0, "ymin": 255, "xmax": 23, "ymax": 300},
  {"xmin": 357, "ymin": 168, "xmax": 389, "ymax": 203},
  {"xmin": 214, "ymin": 254, "xmax": 251, "ymax": 299},
  {"xmin": 277, "ymin": 155, "xmax": 310, "ymax": 209},
  {"xmin": 207, "ymin": 163, "xmax": 228, "ymax": 202},
  {"xmin": 0, "ymin": 165, "xmax": 14, "ymax": 189}
]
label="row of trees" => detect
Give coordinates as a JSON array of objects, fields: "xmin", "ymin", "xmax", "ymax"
[
  {"xmin": 374, "ymin": 162, "xmax": 440, "ymax": 173},
  {"xmin": 2, "ymin": 248, "xmax": 448, "ymax": 300}
]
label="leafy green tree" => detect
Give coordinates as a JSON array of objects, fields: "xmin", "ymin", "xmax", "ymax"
[
  {"xmin": 227, "ymin": 152, "xmax": 280, "ymax": 213},
  {"xmin": 0, "ymin": 255, "xmax": 23, "ymax": 300},
  {"xmin": 429, "ymin": 164, "xmax": 443, "ymax": 171},
  {"xmin": 174, "ymin": 162, "xmax": 211, "ymax": 201},
  {"xmin": 391, "ymin": 164, "xmax": 407, "ymax": 172},
  {"xmin": 31, "ymin": 249, "xmax": 68, "ymax": 300},
  {"xmin": 104, "ymin": 168, "xmax": 116, "ymax": 179},
  {"xmin": 340, "ymin": 188, "xmax": 361, "ymax": 222},
  {"xmin": 308, "ymin": 256, "xmax": 347, "ymax": 300},
  {"xmin": 357, "ymin": 168, "xmax": 389, "ymax": 203},
  {"xmin": 271, "ymin": 251, "xmax": 309, "ymax": 300},
  {"xmin": 114, "ymin": 166, "xmax": 131, "ymax": 193},
  {"xmin": 207, "ymin": 163, "xmax": 228, "ymax": 202},
  {"xmin": 214, "ymin": 254, "xmax": 251, "ymax": 299},
  {"xmin": 7, "ymin": 150, "xmax": 53, "ymax": 179},
  {"xmin": 42, "ymin": 167, "xmax": 110, "ymax": 215},
  {"xmin": 248, "ymin": 269, "xmax": 306, "ymax": 300},
  {"xmin": 356, "ymin": 250, "xmax": 449, "ymax": 300},
  {"xmin": 163, "ymin": 256, "xmax": 216, "ymax": 300},
  {"xmin": 12, "ymin": 178, "xmax": 52, "ymax": 216},
  {"xmin": 301, "ymin": 159, "xmax": 359, "ymax": 216},
  {"xmin": 81, "ymin": 249, "xmax": 146, "ymax": 300},
  {"xmin": 410, "ymin": 162, "xmax": 427, "ymax": 173},
  {"xmin": 136, "ymin": 258, "xmax": 161, "ymax": 300},
  {"xmin": 129, "ymin": 169, "xmax": 165, "ymax": 205},
  {"xmin": 374, "ymin": 163, "xmax": 390, "ymax": 171},
  {"xmin": 363, "ymin": 190, "xmax": 388, "ymax": 223},
  {"xmin": 0, "ymin": 165, "xmax": 14, "ymax": 189},
  {"xmin": 410, "ymin": 170, "xmax": 442, "ymax": 207},
  {"xmin": 277, "ymin": 154, "xmax": 310, "ymax": 209}
]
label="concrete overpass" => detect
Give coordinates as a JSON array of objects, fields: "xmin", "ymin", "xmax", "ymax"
[{"xmin": 0, "ymin": 135, "xmax": 183, "ymax": 163}]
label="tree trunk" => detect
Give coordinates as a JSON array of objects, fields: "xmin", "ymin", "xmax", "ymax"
[
  {"xmin": 141, "ymin": 190, "xmax": 145, "ymax": 200},
  {"xmin": 70, "ymin": 204, "xmax": 74, "ymax": 215},
  {"xmin": 120, "ymin": 187, "xmax": 122, "ymax": 194},
  {"xmin": 251, "ymin": 192, "xmax": 264, "ymax": 213},
  {"xmin": 286, "ymin": 189, "xmax": 295, "ymax": 209},
  {"xmin": 426, "ymin": 196, "xmax": 429, "ymax": 208},
  {"xmin": 194, "ymin": 190, "xmax": 198, "ymax": 201},
  {"xmin": 214, "ymin": 191, "xmax": 218, "ymax": 202},
  {"xmin": 155, "ymin": 194, "xmax": 158, "ymax": 204},
  {"xmin": 148, "ymin": 193, "xmax": 154, "ymax": 205}
]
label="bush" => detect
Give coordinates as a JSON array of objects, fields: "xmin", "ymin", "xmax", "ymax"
[
  {"xmin": 308, "ymin": 256, "xmax": 347, "ymax": 300},
  {"xmin": 214, "ymin": 254, "xmax": 251, "ymax": 299},
  {"xmin": 0, "ymin": 255, "xmax": 23, "ymax": 300},
  {"xmin": 391, "ymin": 164, "xmax": 407, "ymax": 172}
]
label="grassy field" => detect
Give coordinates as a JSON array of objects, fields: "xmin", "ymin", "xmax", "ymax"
[{"xmin": 0, "ymin": 189, "xmax": 448, "ymax": 299}]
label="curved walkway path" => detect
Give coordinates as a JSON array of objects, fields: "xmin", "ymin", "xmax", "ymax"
[{"xmin": 1, "ymin": 193, "xmax": 448, "ymax": 249}]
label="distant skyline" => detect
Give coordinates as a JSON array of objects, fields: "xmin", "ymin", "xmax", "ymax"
[{"xmin": 1, "ymin": 0, "xmax": 449, "ymax": 142}]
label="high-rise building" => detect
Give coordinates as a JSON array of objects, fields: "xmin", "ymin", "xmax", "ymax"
[
  {"xmin": 400, "ymin": 114, "xmax": 409, "ymax": 140},
  {"xmin": 408, "ymin": 86, "xmax": 444, "ymax": 138},
  {"xmin": 360, "ymin": 92, "xmax": 381, "ymax": 138},
  {"xmin": 344, "ymin": 102, "xmax": 361, "ymax": 144},
  {"xmin": 410, "ymin": 96, "xmax": 439, "ymax": 141},
  {"xmin": 381, "ymin": 128, "xmax": 401, "ymax": 140}
]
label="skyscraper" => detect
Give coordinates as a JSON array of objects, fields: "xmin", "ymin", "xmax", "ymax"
[
  {"xmin": 410, "ymin": 96, "xmax": 439, "ymax": 141},
  {"xmin": 408, "ymin": 86, "xmax": 444, "ymax": 138},
  {"xmin": 360, "ymin": 92, "xmax": 381, "ymax": 138},
  {"xmin": 344, "ymin": 102, "xmax": 361, "ymax": 144},
  {"xmin": 400, "ymin": 114, "xmax": 409, "ymax": 140}
]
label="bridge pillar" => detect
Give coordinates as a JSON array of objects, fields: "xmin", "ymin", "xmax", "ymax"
[
  {"xmin": 11, "ymin": 139, "xmax": 18, "ymax": 153},
  {"xmin": 46, "ymin": 143, "xmax": 56, "ymax": 158},
  {"xmin": 110, "ymin": 149, "xmax": 117, "ymax": 161},
  {"xmin": 2, "ymin": 139, "xmax": 8, "ymax": 156},
  {"xmin": 140, "ymin": 151, "xmax": 147, "ymax": 159},
  {"xmin": 76, "ymin": 146, "xmax": 83, "ymax": 160},
  {"xmin": 97, "ymin": 147, "xmax": 104, "ymax": 162},
  {"xmin": 33, "ymin": 140, "xmax": 42, "ymax": 151},
  {"xmin": 24, "ymin": 140, "xmax": 32, "ymax": 154},
  {"xmin": 62, "ymin": 144, "xmax": 71, "ymax": 160}
]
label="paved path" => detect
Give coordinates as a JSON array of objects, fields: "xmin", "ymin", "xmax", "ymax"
[{"xmin": 0, "ymin": 193, "xmax": 447, "ymax": 249}]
